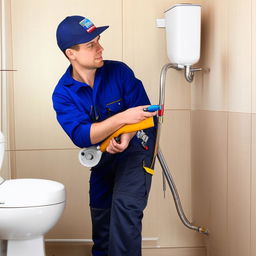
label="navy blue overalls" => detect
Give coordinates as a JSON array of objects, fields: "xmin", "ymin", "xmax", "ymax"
[{"xmin": 52, "ymin": 60, "xmax": 156, "ymax": 256}]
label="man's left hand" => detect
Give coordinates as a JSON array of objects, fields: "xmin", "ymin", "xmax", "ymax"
[{"xmin": 106, "ymin": 132, "xmax": 136, "ymax": 154}]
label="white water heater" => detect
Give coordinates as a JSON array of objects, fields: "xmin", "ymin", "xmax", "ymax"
[{"xmin": 159, "ymin": 4, "xmax": 201, "ymax": 66}]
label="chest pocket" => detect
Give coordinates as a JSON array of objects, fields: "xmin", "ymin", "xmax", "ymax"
[{"xmin": 105, "ymin": 99, "xmax": 124, "ymax": 117}]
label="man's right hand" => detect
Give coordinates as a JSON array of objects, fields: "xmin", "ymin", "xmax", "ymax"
[{"xmin": 121, "ymin": 105, "xmax": 157, "ymax": 124}]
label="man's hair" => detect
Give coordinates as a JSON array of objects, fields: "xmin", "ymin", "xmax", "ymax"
[{"xmin": 64, "ymin": 44, "xmax": 80, "ymax": 59}]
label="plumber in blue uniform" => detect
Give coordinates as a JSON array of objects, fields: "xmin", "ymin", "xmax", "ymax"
[{"xmin": 52, "ymin": 15, "xmax": 157, "ymax": 256}]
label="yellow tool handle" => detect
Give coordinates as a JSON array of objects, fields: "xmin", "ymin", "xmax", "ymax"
[{"xmin": 100, "ymin": 117, "xmax": 154, "ymax": 152}]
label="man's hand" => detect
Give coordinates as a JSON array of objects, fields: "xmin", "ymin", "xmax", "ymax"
[
  {"xmin": 121, "ymin": 106, "xmax": 157, "ymax": 124},
  {"xmin": 106, "ymin": 132, "xmax": 136, "ymax": 154}
]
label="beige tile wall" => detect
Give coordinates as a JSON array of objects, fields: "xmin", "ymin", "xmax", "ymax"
[
  {"xmin": 251, "ymin": 1, "xmax": 256, "ymax": 113},
  {"xmin": 0, "ymin": 0, "xmax": 15, "ymax": 179},
  {"xmin": 227, "ymin": 0, "xmax": 252, "ymax": 113},
  {"xmin": 191, "ymin": 111, "xmax": 254, "ymax": 256},
  {"xmin": 251, "ymin": 1, "xmax": 256, "ymax": 253},
  {"xmin": 252, "ymin": 114, "xmax": 256, "ymax": 256},
  {"xmin": 192, "ymin": 0, "xmax": 253, "ymax": 113},
  {"xmin": 191, "ymin": 0, "xmax": 229, "ymax": 111},
  {"xmin": 253, "ymin": 0, "xmax": 256, "ymax": 114},
  {"xmin": 191, "ymin": 110, "xmax": 228, "ymax": 256},
  {"xmin": 191, "ymin": 1, "xmax": 256, "ymax": 256},
  {"xmin": 227, "ymin": 113, "xmax": 251, "ymax": 256}
]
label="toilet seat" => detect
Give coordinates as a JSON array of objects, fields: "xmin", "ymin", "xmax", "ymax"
[{"xmin": 0, "ymin": 178, "xmax": 65, "ymax": 208}]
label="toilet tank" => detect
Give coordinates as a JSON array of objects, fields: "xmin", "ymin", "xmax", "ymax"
[{"xmin": 165, "ymin": 4, "xmax": 201, "ymax": 66}]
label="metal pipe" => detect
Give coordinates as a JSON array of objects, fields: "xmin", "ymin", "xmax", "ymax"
[
  {"xmin": 184, "ymin": 66, "xmax": 194, "ymax": 82},
  {"xmin": 152, "ymin": 63, "xmax": 209, "ymax": 235},
  {"xmin": 151, "ymin": 63, "xmax": 176, "ymax": 168},
  {"xmin": 184, "ymin": 66, "xmax": 203, "ymax": 82},
  {"xmin": 157, "ymin": 149, "xmax": 208, "ymax": 235}
]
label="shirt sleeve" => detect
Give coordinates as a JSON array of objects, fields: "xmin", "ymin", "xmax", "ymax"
[{"xmin": 52, "ymin": 90, "xmax": 92, "ymax": 148}]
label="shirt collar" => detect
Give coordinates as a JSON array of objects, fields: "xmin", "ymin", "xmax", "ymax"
[
  {"xmin": 61, "ymin": 65, "xmax": 90, "ymax": 92},
  {"xmin": 61, "ymin": 65, "xmax": 104, "ymax": 92}
]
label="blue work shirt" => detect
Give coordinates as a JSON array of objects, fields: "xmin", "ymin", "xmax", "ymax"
[{"xmin": 52, "ymin": 60, "xmax": 151, "ymax": 148}]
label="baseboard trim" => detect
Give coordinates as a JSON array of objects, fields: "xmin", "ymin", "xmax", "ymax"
[
  {"xmin": 45, "ymin": 240, "xmax": 206, "ymax": 256},
  {"xmin": 142, "ymin": 246, "xmax": 206, "ymax": 256},
  {"xmin": 45, "ymin": 237, "xmax": 159, "ymax": 247}
]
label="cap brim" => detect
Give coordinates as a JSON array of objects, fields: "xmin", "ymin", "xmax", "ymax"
[
  {"xmin": 64, "ymin": 25, "xmax": 109, "ymax": 50},
  {"xmin": 86, "ymin": 25, "xmax": 109, "ymax": 41}
]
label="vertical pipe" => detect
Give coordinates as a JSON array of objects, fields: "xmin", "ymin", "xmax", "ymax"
[
  {"xmin": 151, "ymin": 63, "xmax": 175, "ymax": 168},
  {"xmin": 152, "ymin": 63, "xmax": 209, "ymax": 235}
]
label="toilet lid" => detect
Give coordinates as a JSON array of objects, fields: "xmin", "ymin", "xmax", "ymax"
[{"xmin": 0, "ymin": 178, "xmax": 66, "ymax": 208}]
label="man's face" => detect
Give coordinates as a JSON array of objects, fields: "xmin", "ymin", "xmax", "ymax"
[{"xmin": 70, "ymin": 36, "xmax": 104, "ymax": 69}]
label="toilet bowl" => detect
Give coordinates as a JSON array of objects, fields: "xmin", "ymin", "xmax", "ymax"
[{"xmin": 0, "ymin": 178, "xmax": 66, "ymax": 256}]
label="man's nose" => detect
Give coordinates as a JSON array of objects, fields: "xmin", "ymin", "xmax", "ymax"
[{"xmin": 97, "ymin": 42, "xmax": 104, "ymax": 52}]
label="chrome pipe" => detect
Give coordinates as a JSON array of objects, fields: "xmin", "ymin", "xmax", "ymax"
[
  {"xmin": 184, "ymin": 66, "xmax": 203, "ymax": 82},
  {"xmin": 151, "ymin": 63, "xmax": 175, "ymax": 168},
  {"xmin": 157, "ymin": 149, "xmax": 208, "ymax": 235},
  {"xmin": 159, "ymin": 63, "xmax": 175, "ymax": 107},
  {"xmin": 152, "ymin": 63, "xmax": 209, "ymax": 235},
  {"xmin": 184, "ymin": 65, "xmax": 194, "ymax": 82}
]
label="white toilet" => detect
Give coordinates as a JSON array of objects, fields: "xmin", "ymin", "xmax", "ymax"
[{"xmin": 0, "ymin": 133, "xmax": 66, "ymax": 256}]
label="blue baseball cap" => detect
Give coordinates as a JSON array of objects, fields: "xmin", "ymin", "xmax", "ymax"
[{"xmin": 56, "ymin": 15, "xmax": 109, "ymax": 51}]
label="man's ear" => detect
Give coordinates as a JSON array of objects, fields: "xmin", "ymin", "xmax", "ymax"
[{"xmin": 65, "ymin": 48, "xmax": 75, "ymax": 60}]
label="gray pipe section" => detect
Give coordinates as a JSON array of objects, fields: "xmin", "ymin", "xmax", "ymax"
[
  {"xmin": 157, "ymin": 149, "xmax": 208, "ymax": 234},
  {"xmin": 153, "ymin": 63, "xmax": 209, "ymax": 235},
  {"xmin": 151, "ymin": 63, "xmax": 175, "ymax": 168}
]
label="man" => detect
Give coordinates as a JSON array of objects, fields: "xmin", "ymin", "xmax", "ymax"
[{"xmin": 52, "ymin": 15, "xmax": 156, "ymax": 256}]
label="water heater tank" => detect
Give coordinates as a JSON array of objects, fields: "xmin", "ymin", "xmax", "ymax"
[{"xmin": 165, "ymin": 4, "xmax": 201, "ymax": 66}]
